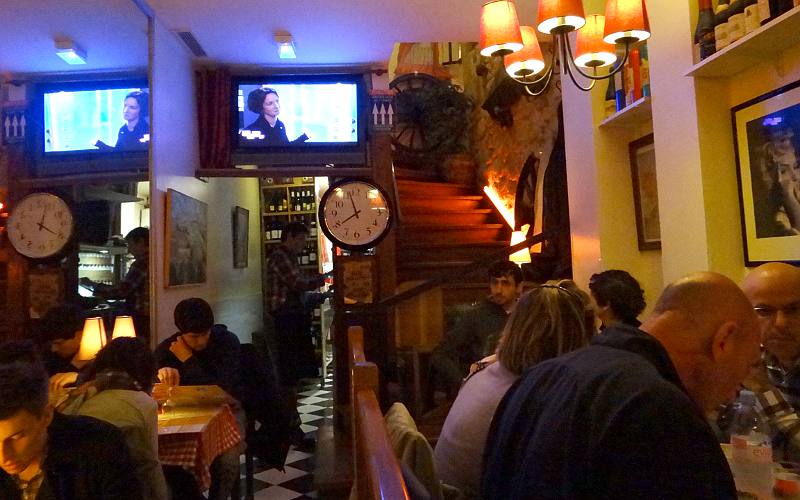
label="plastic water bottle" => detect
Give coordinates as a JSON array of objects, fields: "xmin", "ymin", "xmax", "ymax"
[{"xmin": 729, "ymin": 390, "xmax": 774, "ymax": 497}]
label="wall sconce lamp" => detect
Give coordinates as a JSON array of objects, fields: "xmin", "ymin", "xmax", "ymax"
[
  {"xmin": 77, "ymin": 317, "xmax": 107, "ymax": 361},
  {"xmin": 479, "ymin": 0, "xmax": 649, "ymax": 95},
  {"xmin": 112, "ymin": 315, "xmax": 137, "ymax": 339},
  {"xmin": 55, "ymin": 39, "xmax": 88, "ymax": 65}
]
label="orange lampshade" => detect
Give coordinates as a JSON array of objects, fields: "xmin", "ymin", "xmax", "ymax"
[
  {"xmin": 574, "ymin": 14, "xmax": 617, "ymax": 68},
  {"xmin": 536, "ymin": 0, "xmax": 586, "ymax": 35},
  {"xmin": 509, "ymin": 231, "xmax": 531, "ymax": 265},
  {"xmin": 480, "ymin": 0, "xmax": 524, "ymax": 57},
  {"xmin": 77, "ymin": 317, "xmax": 107, "ymax": 361},
  {"xmin": 505, "ymin": 26, "xmax": 546, "ymax": 78},
  {"xmin": 603, "ymin": 0, "xmax": 650, "ymax": 44},
  {"xmin": 112, "ymin": 315, "xmax": 137, "ymax": 339}
]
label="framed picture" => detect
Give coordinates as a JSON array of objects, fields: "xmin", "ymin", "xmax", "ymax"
[
  {"xmin": 732, "ymin": 79, "xmax": 800, "ymax": 265},
  {"xmin": 165, "ymin": 189, "xmax": 208, "ymax": 286},
  {"xmin": 629, "ymin": 133, "xmax": 661, "ymax": 251},
  {"xmin": 232, "ymin": 206, "xmax": 249, "ymax": 268}
]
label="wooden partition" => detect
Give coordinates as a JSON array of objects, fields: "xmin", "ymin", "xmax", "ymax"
[{"xmin": 348, "ymin": 326, "xmax": 409, "ymax": 500}]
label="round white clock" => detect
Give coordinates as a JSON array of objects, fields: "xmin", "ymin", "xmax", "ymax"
[
  {"xmin": 7, "ymin": 192, "xmax": 75, "ymax": 259},
  {"xmin": 318, "ymin": 179, "xmax": 393, "ymax": 251}
]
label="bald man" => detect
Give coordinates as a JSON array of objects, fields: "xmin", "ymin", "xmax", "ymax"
[
  {"xmin": 482, "ymin": 272, "xmax": 760, "ymax": 500},
  {"xmin": 739, "ymin": 262, "xmax": 800, "ymax": 461}
]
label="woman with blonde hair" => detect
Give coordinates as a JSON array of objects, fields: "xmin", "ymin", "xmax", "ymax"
[{"xmin": 433, "ymin": 280, "xmax": 593, "ymax": 499}]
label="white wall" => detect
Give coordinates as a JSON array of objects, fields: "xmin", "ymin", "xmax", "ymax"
[{"xmin": 150, "ymin": 16, "xmax": 262, "ymax": 343}]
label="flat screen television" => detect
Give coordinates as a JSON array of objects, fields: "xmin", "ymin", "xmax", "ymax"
[
  {"xmin": 30, "ymin": 78, "xmax": 149, "ymax": 176},
  {"xmin": 231, "ymin": 73, "xmax": 368, "ymax": 166}
]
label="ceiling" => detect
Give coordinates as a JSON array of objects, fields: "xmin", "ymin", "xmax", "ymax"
[{"xmin": 0, "ymin": 0, "xmax": 541, "ymax": 75}]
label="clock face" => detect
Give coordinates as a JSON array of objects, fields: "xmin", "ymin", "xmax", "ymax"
[
  {"xmin": 7, "ymin": 193, "xmax": 75, "ymax": 259},
  {"xmin": 319, "ymin": 180, "xmax": 392, "ymax": 250}
]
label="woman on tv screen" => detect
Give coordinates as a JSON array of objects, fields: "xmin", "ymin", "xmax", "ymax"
[
  {"xmin": 243, "ymin": 88, "xmax": 290, "ymax": 145},
  {"xmin": 95, "ymin": 90, "xmax": 150, "ymax": 151}
]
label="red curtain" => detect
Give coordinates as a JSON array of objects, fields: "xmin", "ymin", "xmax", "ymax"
[{"xmin": 196, "ymin": 67, "xmax": 232, "ymax": 169}]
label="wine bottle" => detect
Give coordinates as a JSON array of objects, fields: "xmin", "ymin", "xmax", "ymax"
[
  {"xmin": 715, "ymin": 0, "xmax": 731, "ymax": 51},
  {"xmin": 728, "ymin": 0, "xmax": 746, "ymax": 43},
  {"xmin": 268, "ymin": 193, "xmax": 275, "ymax": 213},
  {"xmin": 640, "ymin": 44, "xmax": 650, "ymax": 97},
  {"xmin": 604, "ymin": 77, "xmax": 616, "ymax": 118},
  {"xmin": 744, "ymin": 0, "xmax": 760, "ymax": 33},
  {"xmin": 614, "ymin": 69, "xmax": 625, "ymax": 111},
  {"xmin": 695, "ymin": 0, "xmax": 717, "ymax": 61}
]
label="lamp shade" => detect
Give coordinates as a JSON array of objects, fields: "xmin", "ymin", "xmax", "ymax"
[
  {"xmin": 505, "ymin": 26, "xmax": 546, "ymax": 78},
  {"xmin": 603, "ymin": 0, "xmax": 650, "ymax": 44},
  {"xmin": 77, "ymin": 317, "xmax": 107, "ymax": 361},
  {"xmin": 112, "ymin": 315, "xmax": 137, "ymax": 339},
  {"xmin": 509, "ymin": 231, "xmax": 532, "ymax": 265},
  {"xmin": 480, "ymin": 0, "xmax": 524, "ymax": 57},
  {"xmin": 574, "ymin": 15, "xmax": 617, "ymax": 68},
  {"xmin": 536, "ymin": 0, "xmax": 586, "ymax": 35}
]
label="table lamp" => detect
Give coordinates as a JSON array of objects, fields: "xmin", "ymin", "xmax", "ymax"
[
  {"xmin": 76, "ymin": 316, "xmax": 107, "ymax": 361},
  {"xmin": 112, "ymin": 315, "xmax": 137, "ymax": 339}
]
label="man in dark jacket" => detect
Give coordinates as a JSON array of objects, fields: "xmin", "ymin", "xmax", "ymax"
[
  {"xmin": 483, "ymin": 272, "xmax": 761, "ymax": 499},
  {"xmin": 0, "ymin": 360, "xmax": 141, "ymax": 500}
]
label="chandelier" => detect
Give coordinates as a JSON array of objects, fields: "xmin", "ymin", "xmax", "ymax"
[{"xmin": 479, "ymin": 0, "xmax": 650, "ymax": 95}]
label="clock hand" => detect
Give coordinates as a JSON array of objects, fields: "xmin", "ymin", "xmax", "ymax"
[
  {"xmin": 339, "ymin": 210, "xmax": 362, "ymax": 225},
  {"xmin": 38, "ymin": 206, "xmax": 47, "ymax": 230},
  {"xmin": 38, "ymin": 224, "xmax": 58, "ymax": 236},
  {"xmin": 349, "ymin": 193, "xmax": 360, "ymax": 219}
]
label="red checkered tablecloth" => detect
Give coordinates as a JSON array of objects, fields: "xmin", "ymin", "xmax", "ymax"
[{"xmin": 157, "ymin": 405, "xmax": 243, "ymax": 491}]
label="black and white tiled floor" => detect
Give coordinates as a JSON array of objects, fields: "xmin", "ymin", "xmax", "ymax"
[{"xmin": 240, "ymin": 371, "xmax": 335, "ymax": 499}]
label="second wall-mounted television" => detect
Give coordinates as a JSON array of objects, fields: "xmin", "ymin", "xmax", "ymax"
[
  {"xmin": 231, "ymin": 73, "xmax": 368, "ymax": 166},
  {"xmin": 30, "ymin": 77, "xmax": 149, "ymax": 177}
]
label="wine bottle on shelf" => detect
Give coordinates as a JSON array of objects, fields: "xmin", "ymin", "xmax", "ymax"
[
  {"xmin": 715, "ymin": 0, "xmax": 731, "ymax": 51},
  {"xmin": 604, "ymin": 77, "xmax": 616, "ymax": 118},
  {"xmin": 695, "ymin": 0, "xmax": 716, "ymax": 61},
  {"xmin": 640, "ymin": 44, "xmax": 650, "ymax": 97},
  {"xmin": 744, "ymin": 0, "xmax": 761, "ymax": 33},
  {"xmin": 614, "ymin": 68, "xmax": 625, "ymax": 111},
  {"xmin": 301, "ymin": 248, "xmax": 309, "ymax": 265},
  {"xmin": 728, "ymin": 0, "xmax": 746, "ymax": 43},
  {"xmin": 310, "ymin": 219, "xmax": 318, "ymax": 236},
  {"xmin": 309, "ymin": 246, "xmax": 317, "ymax": 264},
  {"xmin": 268, "ymin": 192, "xmax": 275, "ymax": 213},
  {"xmin": 295, "ymin": 191, "xmax": 301, "ymax": 212}
]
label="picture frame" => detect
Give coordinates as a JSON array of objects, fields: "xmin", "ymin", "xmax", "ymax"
[
  {"xmin": 232, "ymin": 206, "xmax": 249, "ymax": 268},
  {"xmin": 628, "ymin": 133, "xmax": 661, "ymax": 251},
  {"xmin": 165, "ymin": 189, "xmax": 208, "ymax": 286},
  {"xmin": 732, "ymin": 79, "xmax": 800, "ymax": 266}
]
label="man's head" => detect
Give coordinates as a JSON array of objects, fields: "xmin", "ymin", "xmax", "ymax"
[
  {"xmin": 743, "ymin": 262, "xmax": 800, "ymax": 368},
  {"xmin": 281, "ymin": 221, "xmax": 309, "ymax": 254},
  {"xmin": 588, "ymin": 269, "xmax": 646, "ymax": 327},
  {"xmin": 0, "ymin": 361, "xmax": 53, "ymax": 477},
  {"xmin": 36, "ymin": 303, "xmax": 85, "ymax": 360},
  {"xmin": 94, "ymin": 337, "xmax": 157, "ymax": 394},
  {"xmin": 174, "ymin": 298, "xmax": 214, "ymax": 352},
  {"xmin": 642, "ymin": 272, "xmax": 760, "ymax": 413},
  {"xmin": 487, "ymin": 260, "xmax": 524, "ymax": 311},
  {"xmin": 125, "ymin": 227, "xmax": 149, "ymax": 260}
]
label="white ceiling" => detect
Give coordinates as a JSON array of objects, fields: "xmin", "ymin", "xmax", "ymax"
[
  {"xmin": 0, "ymin": 0, "xmax": 542, "ymax": 75},
  {"xmin": 0, "ymin": 0, "xmax": 148, "ymax": 76}
]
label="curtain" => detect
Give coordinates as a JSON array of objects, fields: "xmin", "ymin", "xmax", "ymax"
[{"xmin": 196, "ymin": 67, "xmax": 232, "ymax": 170}]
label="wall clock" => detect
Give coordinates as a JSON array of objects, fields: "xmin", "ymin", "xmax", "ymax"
[
  {"xmin": 7, "ymin": 192, "xmax": 75, "ymax": 259},
  {"xmin": 318, "ymin": 179, "xmax": 393, "ymax": 251}
]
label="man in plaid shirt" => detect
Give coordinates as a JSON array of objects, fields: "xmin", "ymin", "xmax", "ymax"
[{"xmin": 741, "ymin": 262, "xmax": 800, "ymax": 460}]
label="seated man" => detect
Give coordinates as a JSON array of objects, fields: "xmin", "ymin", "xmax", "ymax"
[
  {"xmin": 154, "ymin": 297, "xmax": 243, "ymax": 500},
  {"xmin": 430, "ymin": 260, "xmax": 523, "ymax": 396},
  {"xmin": 34, "ymin": 303, "xmax": 91, "ymax": 390},
  {"xmin": 0, "ymin": 357, "xmax": 141, "ymax": 499},
  {"xmin": 483, "ymin": 272, "xmax": 760, "ymax": 499},
  {"xmin": 588, "ymin": 269, "xmax": 647, "ymax": 329}
]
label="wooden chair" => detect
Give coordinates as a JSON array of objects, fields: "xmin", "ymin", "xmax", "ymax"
[{"xmin": 348, "ymin": 326, "xmax": 410, "ymax": 500}]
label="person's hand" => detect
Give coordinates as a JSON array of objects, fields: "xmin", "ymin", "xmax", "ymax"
[
  {"xmin": 169, "ymin": 337, "xmax": 193, "ymax": 363},
  {"xmin": 743, "ymin": 364, "xmax": 772, "ymax": 394},
  {"xmin": 49, "ymin": 372, "xmax": 79, "ymax": 392},
  {"xmin": 157, "ymin": 367, "xmax": 181, "ymax": 386}
]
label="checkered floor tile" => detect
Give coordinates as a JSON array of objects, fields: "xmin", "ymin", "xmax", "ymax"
[{"xmin": 240, "ymin": 367, "xmax": 335, "ymax": 499}]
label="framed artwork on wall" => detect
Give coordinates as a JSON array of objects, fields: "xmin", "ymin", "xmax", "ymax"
[
  {"xmin": 165, "ymin": 189, "xmax": 207, "ymax": 286},
  {"xmin": 732, "ymin": 79, "xmax": 800, "ymax": 266},
  {"xmin": 629, "ymin": 133, "xmax": 661, "ymax": 251},
  {"xmin": 232, "ymin": 206, "xmax": 248, "ymax": 268}
]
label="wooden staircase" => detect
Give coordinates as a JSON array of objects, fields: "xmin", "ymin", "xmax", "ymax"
[{"xmin": 395, "ymin": 179, "xmax": 511, "ymax": 307}]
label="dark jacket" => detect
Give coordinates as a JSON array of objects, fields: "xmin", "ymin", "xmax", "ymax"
[
  {"xmin": 115, "ymin": 119, "xmax": 149, "ymax": 150},
  {"xmin": 482, "ymin": 324, "xmax": 737, "ymax": 500},
  {"xmin": 154, "ymin": 324, "xmax": 242, "ymax": 401},
  {"xmin": 243, "ymin": 116, "xmax": 289, "ymax": 145},
  {"xmin": 0, "ymin": 413, "xmax": 142, "ymax": 500}
]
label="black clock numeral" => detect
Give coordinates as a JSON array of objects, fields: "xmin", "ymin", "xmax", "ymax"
[
  {"xmin": 334, "ymin": 221, "xmax": 342, "ymax": 228},
  {"xmin": 335, "ymin": 200, "xmax": 343, "ymax": 208},
  {"xmin": 372, "ymin": 219, "xmax": 378, "ymax": 227},
  {"xmin": 353, "ymin": 231, "xmax": 360, "ymax": 239},
  {"xmin": 330, "ymin": 209, "xmax": 338, "ymax": 217},
  {"xmin": 26, "ymin": 241, "xmax": 32, "ymax": 247},
  {"xmin": 366, "ymin": 228, "xmax": 372, "ymax": 236},
  {"xmin": 376, "ymin": 208, "xmax": 384, "ymax": 216}
]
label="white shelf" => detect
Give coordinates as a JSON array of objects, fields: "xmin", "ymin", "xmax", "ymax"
[
  {"xmin": 598, "ymin": 96, "xmax": 652, "ymax": 129},
  {"xmin": 687, "ymin": 7, "xmax": 800, "ymax": 78}
]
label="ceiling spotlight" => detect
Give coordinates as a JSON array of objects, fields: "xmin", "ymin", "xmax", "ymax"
[
  {"xmin": 55, "ymin": 39, "xmax": 87, "ymax": 65},
  {"xmin": 274, "ymin": 34, "xmax": 296, "ymax": 59}
]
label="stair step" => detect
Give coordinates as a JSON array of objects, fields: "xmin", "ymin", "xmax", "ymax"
[
  {"xmin": 395, "ymin": 168, "xmax": 441, "ymax": 182},
  {"xmin": 401, "ymin": 195, "xmax": 485, "ymax": 212},
  {"xmin": 401, "ymin": 209, "xmax": 495, "ymax": 225},
  {"xmin": 397, "ymin": 180, "xmax": 475, "ymax": 197},
  {"xmin": 397, "ymin": 260, "xmax": 481, "ymax": 284},
  {"xmin": 398, "ymin": 224, "xmax": 507, "ymax": 244},
  {"xmin": 398, "ymin": 241, "xmax": 508, "ymax": 262}
]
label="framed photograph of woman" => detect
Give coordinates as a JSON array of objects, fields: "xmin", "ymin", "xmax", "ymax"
[
  {"xmin": 732, "ymin": 79, "xmax": 800, "ymax": 265},
  {"xmin": 165, "ymin": 189, "xmax": 208, "ymax": 286},
  {"xmin": 232, "ymin": 206, "xmax": 249, "ymax": 268}
]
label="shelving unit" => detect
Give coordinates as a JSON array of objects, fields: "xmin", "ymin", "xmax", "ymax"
[
  {"xmin": 687, "ymin": 7, "xmax": 800, "ymax": 78},
  {"xmin": 599, "ymin": 96, "xmax": 652, "ymax": 129}
]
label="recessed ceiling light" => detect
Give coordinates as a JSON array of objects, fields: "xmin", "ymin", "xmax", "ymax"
[
  {"xmin": 274, "ymin": 33, "xmax": 296, "ymax": 59},
  {"xmin": 55, "ymin": 39, "xmax": 87, "ymax": 65}
]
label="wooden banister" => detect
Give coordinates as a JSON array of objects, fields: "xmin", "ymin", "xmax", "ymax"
[{"xmin": 349, "ymin": 326, "xmax": 410, "ymax": 500}]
